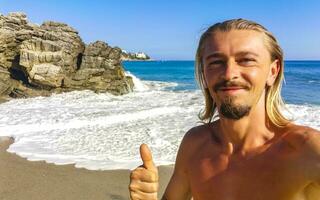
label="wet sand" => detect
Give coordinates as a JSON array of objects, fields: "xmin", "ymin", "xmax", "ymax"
[{"xmin": 0, "ymin": 137, "xmax": 174, "ymax": 200}]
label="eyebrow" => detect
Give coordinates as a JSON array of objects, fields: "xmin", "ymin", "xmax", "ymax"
[
  {"xmin": 235, "ymin": 51, "xmax": 259, "ymax": 58},
  {"xmin": 205, "ymin": 51, "xmax": 259, "ymax": 61},
  {"xmin": 204, "ymin": 52, "xmax": 226, "ymax": 61}
]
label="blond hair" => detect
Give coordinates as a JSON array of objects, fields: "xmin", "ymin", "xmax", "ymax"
[{"xmin": 195, "ymin": 19, "xmax": 291, "ymax": 127}]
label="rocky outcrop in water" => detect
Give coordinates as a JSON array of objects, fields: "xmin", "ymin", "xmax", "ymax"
[
  {"xmin": 69, "ymin": 41, "xmax": 133, "ymax": 93},
  {"xmin": 0, "ymin": 12, "xmax": 134, "ymax": 101}
]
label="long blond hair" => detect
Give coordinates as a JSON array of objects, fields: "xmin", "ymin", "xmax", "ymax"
[{"xmin": 195, "ymin": 19, "xmax": 290, "ymax": 127}]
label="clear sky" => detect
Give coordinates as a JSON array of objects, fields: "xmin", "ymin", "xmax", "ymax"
[{"xmin": 1, "ymin": 0, "xmax": 319, "ymax": 60}]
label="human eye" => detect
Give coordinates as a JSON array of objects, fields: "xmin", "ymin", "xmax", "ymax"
[
  {"xmin": 238, "ymin": 57, "xmax": 256, "ymax": 66},
  {"xmin": 207, "ymin": 60, "xmax": 225, "ymax": 68}
]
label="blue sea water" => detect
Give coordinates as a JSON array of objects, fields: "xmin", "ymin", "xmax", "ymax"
[
  {"xmin": 283, "ymin": 61, "xmax": 320, "ymax": 105},
  {"xmin": 123, "ymin": 60, "xmax": 320, "ymax": 105},
  {"xmin": 0, "ymin": 60, "xmax": 318, "ymax": 170}
]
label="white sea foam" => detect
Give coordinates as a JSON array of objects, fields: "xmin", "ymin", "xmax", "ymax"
[
  {"xmin": 125, "ymin": 71, "xmax": 178, "ymax": 92},
  {"xmin": 285, "ymin": 104, "xmax": 320, "ymax": 128},
  {"xmin": 0, "ymin": 81, "xmax": 319, "ymax": 170},
  {"xmin": 125, "ymin": 71, "xmax": 149, "ymax": 92},
  {"xmin": 0, "ymin": 81, "xmax": 203, "ymax": 170}
]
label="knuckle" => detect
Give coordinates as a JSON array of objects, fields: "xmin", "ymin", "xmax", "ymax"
[
  {"xmin": 130, "ymin": 173, "xmax": 135, "ymax": 180},
  {"xmin": 130, "ymin": 191, "xmax": 139, "ymax": 200},
  {"xmin": 129, "ymin": 192, "xmax": 133, "ymax": 200},
  {"xmin": 130, "ymin": 171, "xmax": 138, "ymax": 179},
  {"xmin": 151, "ymin": 193, "xmax": 158, "ymax": 199},
  {"xmin": 149, "ymin": 184, "xmax": 158, "ymax": 192},
  {"xmin": 149, "ymin": 173, "xmax": 158, "ymax": 182},
  {"xmin": 129, "ymin": 183, "xmax": 136, "ymax": 191},
  {"xmin": 154, "ymin": 174, "xmax": 159, "ymax": 181}
]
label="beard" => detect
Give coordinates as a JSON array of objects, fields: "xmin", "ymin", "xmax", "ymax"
[
  {"xmin": 219, "ymin": 96, "xmax": 251, "ymax": 120},
  {"xmin": 213, "ymin": 80, "xmax": 252, "ymax": 120}
]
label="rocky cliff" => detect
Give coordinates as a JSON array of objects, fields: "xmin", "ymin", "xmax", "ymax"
[{"xmin": 0, "ymin": 12, "xmax": 134, "ymax": 101}]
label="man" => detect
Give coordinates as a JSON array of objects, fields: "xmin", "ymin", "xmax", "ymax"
[{"xmin": 129, "ymin": 19, "xmax": 320, "ymax": 200}]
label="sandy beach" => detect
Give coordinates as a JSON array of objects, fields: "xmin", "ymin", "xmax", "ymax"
[{"xmin": 0, "ymin": 137, "xmax": 174, "ymax": 200}]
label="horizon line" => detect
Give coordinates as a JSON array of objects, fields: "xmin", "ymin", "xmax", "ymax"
[{"xmin": 123, "ymin": 59, "xmax": 320, "ymax": 62}]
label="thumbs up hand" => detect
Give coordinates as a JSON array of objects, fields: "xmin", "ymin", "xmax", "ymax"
[{"xmin": 129, "ymin": 144, "xmax": 159, "ymax": 200}]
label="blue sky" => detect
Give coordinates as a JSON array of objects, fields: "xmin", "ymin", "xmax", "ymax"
[{"xmin": 1, "ymin": 0, "xmax": 319, "ymax": 60}]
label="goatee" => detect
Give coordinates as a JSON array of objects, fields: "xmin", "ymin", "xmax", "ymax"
[
  {"xmin": 219, "ymin": 97, "xmax": 251, "ymax": 120},
  {"xmin": 214, "ymin": 80, "xmax": 251, "ymax": 119}
]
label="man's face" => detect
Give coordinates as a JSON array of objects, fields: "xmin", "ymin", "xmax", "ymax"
[{"xmin": 202, "ymin": 29, "xmax": 278, "ymax": 120}]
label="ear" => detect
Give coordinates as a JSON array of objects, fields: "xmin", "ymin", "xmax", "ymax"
[{"xmin": 266, "ymin": 59, "xmax": 280, "ymax": 86}]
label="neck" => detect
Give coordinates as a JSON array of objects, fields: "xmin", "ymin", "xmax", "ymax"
[{"xmin": 217, "ymin": 95, "xmax": 278, "ymax": 156}]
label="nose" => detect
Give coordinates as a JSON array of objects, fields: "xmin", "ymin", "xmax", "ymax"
[{"xmin": 222, "ymin": 60, "xmax": 240, "ymax": 81}]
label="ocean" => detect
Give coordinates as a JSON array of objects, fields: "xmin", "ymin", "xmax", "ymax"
[{"xmin": 0, "ymin": 61, "xmax": 319, "ymax": 170}]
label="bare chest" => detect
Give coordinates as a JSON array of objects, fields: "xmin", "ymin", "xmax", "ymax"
[{"xmin": 187, "ymin": 144, "xmax": 309, "ymax": 200}]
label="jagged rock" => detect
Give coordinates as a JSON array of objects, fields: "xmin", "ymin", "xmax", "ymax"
[
  {"xmin": 70, "ymin": 41, "xmax": 133, "ymax": 95},
  {"xmin": 0, "ymin": 67, "xmax": 12, "ymax": 95},
  {"xmin": 29, "ymin": 63, "xmax": 64, "ymax": 88},
  {"xmin": 19, "ymin": 38, "xmax": 65, "ymax": 88},
  {"xmin": 0, "ymin": 12, "xmax": 136, "ymax": 100}
]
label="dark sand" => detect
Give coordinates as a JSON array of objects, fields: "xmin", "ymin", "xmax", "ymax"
[{"xmin": 0, "ymin": 137, "xmax": 174, "ymax": 200}]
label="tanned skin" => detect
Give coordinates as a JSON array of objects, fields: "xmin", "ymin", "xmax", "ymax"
[{"xmin": 129, "ymin": 29, "xmax": 320, "ymax": 200}]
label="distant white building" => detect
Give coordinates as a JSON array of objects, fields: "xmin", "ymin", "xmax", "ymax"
[
  {"xmin": 135, "ymin": 52, "xmax": 147, "ymax": 59},
  {"xmin": 121, "ymin": 50, "xmax": 150, "ymax": 60}
]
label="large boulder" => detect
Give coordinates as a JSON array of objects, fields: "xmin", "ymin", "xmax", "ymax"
[
  {"xmin": 0, "ymin": 12, "xmax": 135, "ymax": 100},
  {"xmin": 70, "ymin": 41, "xmax": 133, "ymax": 95},
  {"xmin": 19, "ymin": 20, "xmax": 85, "ymax": 89},
  {"xmin": 19, "ymin": 39, "xmax": 65, "ymax": 88},
  {"xmin": 0, "ymin": 12, "xmax": 31, "ymax": 97}
]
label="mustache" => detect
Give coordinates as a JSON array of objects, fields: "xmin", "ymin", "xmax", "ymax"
[{"xmin": 214, "ymin": 80, "xmax": 251, "ymax": 91}]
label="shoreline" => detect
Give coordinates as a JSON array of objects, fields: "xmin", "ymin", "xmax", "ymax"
[{"xmin": 0, "ymin": 136, "xmax": 174, "ymax": 200}]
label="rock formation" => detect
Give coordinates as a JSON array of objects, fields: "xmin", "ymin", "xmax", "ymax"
[
  {"xmin": 0, "ymin": 12, "xmax": 135, "ymax": 101},
  {"xmin": 69, "ymin": 41, "xmax": 133, "ymax": 94}
]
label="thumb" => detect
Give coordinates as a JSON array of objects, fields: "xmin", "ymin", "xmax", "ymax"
[{"xmin": 139, "ymin": 143, "xmax": 156, "ymax": 171}]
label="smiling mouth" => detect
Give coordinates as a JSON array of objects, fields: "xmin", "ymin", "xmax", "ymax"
[
  {"xmin": 217, "ymin": 87, "xmax": 247, "ymax": 94},
  {"xmin": 214, "ymin": 80, "xmax": 250, "ymax": 93},
  {"xmin": 219, "ymin": 87, "xmax": 246, "ymax": 91}
]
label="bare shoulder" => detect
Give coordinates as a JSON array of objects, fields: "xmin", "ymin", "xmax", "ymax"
[
  {"xmin": 180, "ymin": 121, "xmax": 219, "ymax": 151},
  {"xmin": 284, "ymin": 123, "xmax": 320, "ymax": 153},
  {"xmin": 175, "ymin": 122, "xmax": 217, "ymax": 161},
  {"xmin": 172, "ymin": 122, "xmax": 214, "ymax": 175},
  {"xmin": 285, "ymin": 123, "xmax": 320, "ymax": 183}
]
